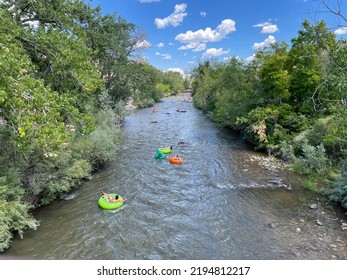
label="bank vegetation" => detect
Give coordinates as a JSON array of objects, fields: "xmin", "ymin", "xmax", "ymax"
[
  {"xmin": 0, "ymin": 0, "xmax": 185, "ymax": 251},
  {"xmin": 191, "ymin": 19, "xmax": 347, "ymax": 211}
]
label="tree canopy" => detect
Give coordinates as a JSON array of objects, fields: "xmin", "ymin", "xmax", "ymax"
[{"xmin": 0, "ymin": 0, "xmax": 184, "ymax": 251}]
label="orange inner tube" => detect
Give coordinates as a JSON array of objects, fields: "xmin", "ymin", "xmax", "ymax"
[{"xmin": 170, "ymin": 156, "xmax": 183, "ymax": 164}]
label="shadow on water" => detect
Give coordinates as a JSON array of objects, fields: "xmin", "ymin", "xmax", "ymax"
[{"xmin": 3, "ymin": 95, "xmax": 347, "ymax": 260}]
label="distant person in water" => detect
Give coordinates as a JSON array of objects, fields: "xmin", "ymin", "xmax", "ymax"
[
  {"xmin": 177, "ymin": 141, "xmax": 189, "ymax": 145},
  {"xmin": 101, "ymin": 191, "xmax": 127, "ymax": 203},
  {"xmin": 161, "ymin": 145, "xmax": 172, "ymax": 149}
]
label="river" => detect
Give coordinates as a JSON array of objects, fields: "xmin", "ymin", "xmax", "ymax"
[{"xmin": 3, "ymin": 95, "xmax": 347, "ymax": 260}]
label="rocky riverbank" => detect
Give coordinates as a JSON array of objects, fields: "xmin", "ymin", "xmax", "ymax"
[{"xmin": 243, "ymin": 153, "xmax": 347, "ymax": 259}]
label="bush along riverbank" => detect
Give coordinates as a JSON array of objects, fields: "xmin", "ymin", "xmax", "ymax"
[
  {"xmin": 0, "ymin": 0, "xmax": 187, "ymax": 252},
  {"xmin": 190, "ymin": 20, "xmax": 347, "ymax": 210}
]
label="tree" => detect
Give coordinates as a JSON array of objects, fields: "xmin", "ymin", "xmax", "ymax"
[
  {"xmin": 162, "ymin": 71, "xmax": 185, "ymax": 95},
  {"xmin": 287, "ymin": 20, "xmax": 336, "ymax": 113},
  {"xmin": 213, "ymin": 58, "xmax": 259, "ymax": 128},
  {"xmin": 191, "ymin": 60, "xmax": 215, "ymax": 111},
  {"xmin": 259, "ymin": 43, "xmax": 291, "ymax": 104}
]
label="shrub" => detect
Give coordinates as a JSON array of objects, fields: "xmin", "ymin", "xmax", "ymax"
[
  {"xmin": 65, "ymin": 160, "xmax": 91, "ymax": 179},
  {"xmin": 330, "ymin": 162, "xmax": 347, "ymax": 208},
  {"xmin": 302, "ymin": 179, "xmax": 318, "ymax": 191},
  {"xmin": 133, "ymin": 98, "xmax": 155, "ymax": 109},
  {"xmin": 297, "ymin": 140, "xmax": 328, "ymax": 174},
  {"xmin": 0, "ymin": 179, "xmax": 39, "ymax": 252},
  {"xmin": 279, "ymin": 141, "xmax": 297, "ymax": 162},
  {"xmin": 88, "ymin": 109, "xmax": 121, "ymax": 166}
]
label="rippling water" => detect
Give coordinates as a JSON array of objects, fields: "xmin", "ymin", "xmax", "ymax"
[{"xmin": 3, "ymin": 95, "xmax": 347, "ymax": 260}]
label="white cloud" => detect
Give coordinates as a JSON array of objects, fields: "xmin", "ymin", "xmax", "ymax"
[
  {"xmin": 224, "ymin": 56, "xmax": 240, "ymax": 61},
  {"xmin": 134, "ymin": 40, "xmax": 151, "ymax": 49},
  {"xmin": 155, "ymin": 52, "xmax": 172, "ymax": 59},
  {"xmin": 202, "ymin": 48, "xmax": 230, "ymax": 57},
  {"xmin": 166, "ymin": 68, "xmax": 185, "ymax": 75},
  {"xmin": 154, "ymin": 3, "xmax": 187, "ymax": 29},
  {"xmin": 168, "ymin": 42, "xmax": 175, "ymax": 46},
  {"xmin": 335, "ymin": 27, "xmax": 347, "ymax": 35},
  {"xmin": 139, "ymin": 0, "xmax": 160, "ymax": 3},
  {"xmin": 244, "ymin": 54, "xmax": 256, "ymax": 63},
  {"xmin": 178, "ymin": 42, "xmax": 206, "ymax": 52},
  {"xmin": 200, "ymin": 11, "xmax": 207, "ymax": 17},
  {"xmin": 176, "ymin": 19, "xmax": 236, "ymax": 51},
  {"xmin": 162, "ymin": 54, "xmax": 172, "ymax": 59},
  {"xmin": 156, "ymin": 42, "xmax": 164, "ymax": 48},
  {"xmin": 252, "ymin": 35, "xmax": 276, "ymax": 50},
  {"xmin": 253, "ymin": 22, "xmax": 279, "ymax": 34}
]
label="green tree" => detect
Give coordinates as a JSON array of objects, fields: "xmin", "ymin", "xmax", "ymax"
[
  {"xmin": 162, "ymin": 71, "xmax": 185, "ymax": 95},
  {"xmin": 213, "ymin": 58, "xmax": 259, "ymax": 128},
  {"xmin": 259, "ymin": 43, "xmax": 291, "ymax": 104},
  {"xmin": 287, "ymin": 20, "xmax": 336, "ymax": 113},
  {"xmin": 191, "ymin": 60, "xmax": 218, "ymax": 112}
]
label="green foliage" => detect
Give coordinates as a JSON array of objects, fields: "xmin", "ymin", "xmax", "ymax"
[
  {"xmin": 131, "ymin": 63, "xmax": 163, "ymax": 104},
  {"xmin": 288, "ymin": 20, "xmax": 335, "ymax": 113},
  {"xmin": 213, "ymin": 58, "xmax": 259, "ymax": 128},
  {"xmin": 17, "ymin": 107, "xmax": 121, "ymax": 207},
  {"xmin": 330, "ymin": 160, "xmax": 347, "ymax": 208},
  {"xmin": 191, "ymin": 60, "xmax": 221, "ymax": 113},
  {"xmin": 0, "ymin": 0, "xmax": 168, "ymax": 251},
  {"xmin": 280, "ymin": 141, "xmax": 297, "ymax": 162},
  {"xmin": 65, "ymin": 160, "xmax": 91, "ymax": 179},
  {"xmin": 303, "ymin": 109, "xmax": 347, "ymax": 160},
  {"xmin": 236, "ymin": 104, "xmax": 296, "ymax": 148},
  {"xmin": 0, "ymin": 177, "xmax": 39, "ymax": 252},
  {"xmin": 297, "ymin": 140, "xmax": 328, "ymax": 174},
  {"xmin": 156, "ymin": 83, "xmax": 171, "ymax": 97},
  {"xmin": 190, "ymin": 19, "xmax": 347, "ymax": 208},
  {"xmin": 88, "ymin": 109, "xmax": 121, "ymax": 165},
  {"xmin": 302, "ymin": 179, "xmax": 318, "ymax": 191},
  {"xmin": 259, "ymin": 49, "xmax": 290, "ymax": 103},
  {"xmin": 162, "ymin": 71, "xmax": 185, "ymax": 95},
  {"xmin": 326, "ymin": 40, "xmax": 347, "ymax": 103},
  {"xmin": 0, "ymin": 16, "xmax": 67, "ymax": 150}
]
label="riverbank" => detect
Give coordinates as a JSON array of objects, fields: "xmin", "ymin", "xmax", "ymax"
[{"xmin": 237, "ymin": 146, "xmax": 347, "ymax": 259}]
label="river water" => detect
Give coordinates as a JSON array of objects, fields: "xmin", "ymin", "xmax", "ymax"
[{"xmin": 3, "ymin": 95, "xmax": 347, "ymax": 260}]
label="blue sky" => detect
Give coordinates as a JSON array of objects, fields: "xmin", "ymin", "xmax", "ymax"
[{"xmin": 90, "ymin": 0, "xmax": 347, "ymax": 75}]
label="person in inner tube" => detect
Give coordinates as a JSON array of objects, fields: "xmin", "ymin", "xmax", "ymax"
[
  {"xmin": 171, "ymin": 154, "xmax": 180, "ymax": 159},
  {"xmin": 160, "ymin": 145, "xmax": 172, "ymax": 150},
  {"xmin": 102, "ymin": 191, "xmax": 127, "ymax": 203}
]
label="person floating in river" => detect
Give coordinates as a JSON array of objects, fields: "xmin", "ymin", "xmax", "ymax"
[
  {"xmin": 160, "ymin": 145, "xmax": 172, "ymax": 150},
  {"xmin": 101, "ymin": 191, "xmax": 127, "ymax": 203},
  {"xmin": 177, "ymin": 141, "xmax": 189, "ymax": 145},
  {"xmin": 171, "ymin": 154, "xmax": 180, "ymax": 159}
]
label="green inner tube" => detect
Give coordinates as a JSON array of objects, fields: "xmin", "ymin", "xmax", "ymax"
[
  {"xmin": 158, "ymin": 147, "xmax": 172, "ymax": 154},
  {"xmin": 98, "ymin": 194, "xmax": 124, "ymax": 210}
]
